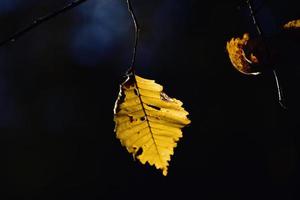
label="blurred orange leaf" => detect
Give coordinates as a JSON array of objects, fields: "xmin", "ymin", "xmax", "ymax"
[
  {"xmin": 226, "ymin": 33, "xmax": 261, "ymax": 75},
  {"xmin": 283, "ymin": 19, "xmax": 300, "ymax": 29}
]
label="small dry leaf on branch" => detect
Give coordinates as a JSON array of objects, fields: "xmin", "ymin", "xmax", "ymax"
[
  {"xmin": 226, "ymin": 33, "xmax": 261, "ymax": 75},
  {"xmin": 114, "ymin": 74, "xmax": 191, "ymax": 176},
  {"xmin": 283, "ymin": 19, "xmax": 300, "ymax": 29}
]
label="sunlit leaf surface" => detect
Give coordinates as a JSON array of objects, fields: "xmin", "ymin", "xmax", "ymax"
[{"xmin": 114, "ymin": 74, "xmax": 191, "ymax": 175}]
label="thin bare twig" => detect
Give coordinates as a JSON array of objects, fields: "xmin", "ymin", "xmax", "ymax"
[
  {"xmin": 246, "ymin": 0, "xmax": 286, "ymax": 109},
  {"xmin": 0, "ymin": 0, "xmax": 88, "ymax": 47},
  {"xmin": 272, "ymin": 70, "xmax": 286, "ymax": 109},
  {"xmin": 126, "ymin": 0, "xmax": 140, "ymax": 74},
  {"xmin": 247, "ymin": 0, "xmax": 262, "ymax": 35}
]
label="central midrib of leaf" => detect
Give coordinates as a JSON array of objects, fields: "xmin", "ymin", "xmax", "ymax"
[{"xmin": 133, "ymin": 77, "xmax": 163, "ymax": 164}]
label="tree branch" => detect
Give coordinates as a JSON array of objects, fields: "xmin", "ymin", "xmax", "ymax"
[
  {"xmin": 246, "ymin": 0, "xmax": 286, "ymax": 109},
  {"xmin": 126, "ymin": 0, "xmax": 140, "ymax": 74},
  {"xmin": 0, "ymin": 0, "xmax": 88, "ymax": 47},
  {"xmin": 247, "ymin": 0, "xmax": 262, "ymax": 35}
]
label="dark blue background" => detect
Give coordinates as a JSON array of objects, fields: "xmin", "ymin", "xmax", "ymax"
[{"xmin": 2, "ymin": 0, "xmax": 300, "ymax": 199}]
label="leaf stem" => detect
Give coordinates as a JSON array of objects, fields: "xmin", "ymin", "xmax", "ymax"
[
  {"xmin": 126, "ymin": 0, "xmax": 140, "ymax": 74},
  {"xmin": 0, "ymin": 0, "xmax": 88, "ymax": 48},
  {"xmin": 246, "ymin": 0, "xmax": 286, "ymax": 109}
]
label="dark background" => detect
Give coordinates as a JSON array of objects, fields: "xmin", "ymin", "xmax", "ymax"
[{"xmin": 2, "ymin": 0, "xmax": 300, "ymax": 199}]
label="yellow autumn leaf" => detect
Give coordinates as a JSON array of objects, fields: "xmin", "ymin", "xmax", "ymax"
[
  {"xmin": 113, "ymin": 74, "xmax": 191, "ymax": 176},
  {"xmin": 283, "ymin": 19, "xmax": 300, "ymax": 29},
  {"xmin": 226, "ymin": 33, "xmax": 261, "ymax": 75}
]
